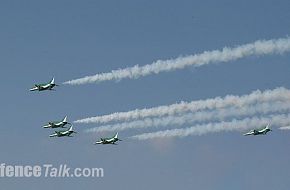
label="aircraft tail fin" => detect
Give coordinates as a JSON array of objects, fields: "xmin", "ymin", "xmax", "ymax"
[
  {"xmin": 68, "ymin": 125, "xmax": 77, "ymax": 133},
  {"xmin": 114, "ymin": 132, "xmax": 119, "ymax": 139},
  {"xmin": 266, "ymin": 122, "xmax": 271, "ymax": 129},
  {"xmin": 50, "ymin": 78, "xmax": 55, "ymax": 84},
  {"xmin": 63, "ymin": 116, "xmax": 68, "ymax": 123},
  {"xmin": 267, "ymin": 122, "xmax": 272, "ymax": 131}
]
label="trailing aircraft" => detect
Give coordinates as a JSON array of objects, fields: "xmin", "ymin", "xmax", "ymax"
[
  {"xmin": 243, "ymin": 124, "xmax": 272, "ymax": 136},
  {"xmin": 49, "ymin": 126, "xmax": 77, "ymax": 137},
  {"xmin": 43, "ymin": 116, "xmax": 71, "ymax": 128},
  {"xmin": 30, "ymin": 78, "xmax": 58, "ymax": 91},
  {"xmin": 94, "ymin": 132, "xmax": 122, "ymax": 145}
]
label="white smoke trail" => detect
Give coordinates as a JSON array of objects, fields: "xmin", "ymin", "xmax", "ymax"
[
  {"xmin": 85, "ymin": 101, "xmax": 290, "ymax": 133},
  {"xmin": 64, "ymin": 37, "xmax": 290, "ymax": 85},
  {"xmin": 131, "ymin": 113, "xmax": 290, "ymax": 140},
  {"xmin": 279, "ymin": 126, "xmax": 290, "ymax": 130},
  {"xmin": 75, "ymin": 87, "xmax": 290, "ymax": 124}
]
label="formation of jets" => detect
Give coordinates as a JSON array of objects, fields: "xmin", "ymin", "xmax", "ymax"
[
  {"xmin": 30, "ymin": 77, "xmax": 277, "ymax": 145},
  {"xmin": 30, "ymin": 78, "xmax": 123, "ymax": 145}
]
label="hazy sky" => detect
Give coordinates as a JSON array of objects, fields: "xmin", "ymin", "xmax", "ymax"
[{"xmin": 1, "ymin": 0, "xmax": 290, "ymax": 189}]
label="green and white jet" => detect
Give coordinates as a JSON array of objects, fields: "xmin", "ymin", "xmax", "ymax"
[
  {"xmin": 243, "ymin": 123, "xmax": 272, "ymax": 136},
  {"xmin": 30, "ymin": 78, "xmax": 58, "ymax": 91},
  {"xmin": 49, "ymin": 126, "xmax": 77, "ymax": 137},
  {"xmin": 43, "ymin": 116, "xmax": 71, "ymax": 129},
  {"xmin": 94, "ymin": 132, "xmax": 122, "ymax": 145}
]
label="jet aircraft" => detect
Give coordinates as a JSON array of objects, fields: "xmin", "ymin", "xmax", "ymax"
[
  {"xmin": 94, "ymin": 132, "xmax": 122, "ymax": 145},
  {"xmin": 30, "ymin": 78, "xmax": 58, "ymax": 91},
  {"xmin": 43, "ymin": 116, "xmax": 71, "ymax": 128},
  {"xmin": 243, "ymin": 124, "xmax": 272, "ymax": 136},
  {"xmin": 49, "ymin": 126, "xmax": 77, "ymax": 137}
]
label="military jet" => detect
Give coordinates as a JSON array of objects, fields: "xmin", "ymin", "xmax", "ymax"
[
  {"xmin": 94, "ymin": 132, "xmax": 122, "ymax": 145},
  {"xmin": 49, "ymin": 126, "xmax": 77, "ymax": 137},
  {"xmin": 30, "ymin": 78, "xmax": 58, "ymax": 91},
  {"xmin": 43, "ymin": 116, "xmax": 71, "ymax": 129},
  {"xmin": 243, "ymin": 124, "xmax": 272, "ymax": 136}
]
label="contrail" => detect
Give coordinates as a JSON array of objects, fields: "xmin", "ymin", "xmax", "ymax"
[
  {"xmin": 64, "ymin": 37, "xmax": 290, "ymax": 85},
  {"xmin": 85, "ymin": 101, "xmax": 290, "ymax": 133},
  {"xmin": 75, "ymin": 87, "xmax": 290, "ymax": 124},
  {"xmin": 130, "ymin": 113, "xmax": 290, "ymax": 140}
]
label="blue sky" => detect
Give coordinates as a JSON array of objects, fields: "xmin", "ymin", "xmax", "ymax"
[{"xmin": 0, "ymin": 0, "xmax": 290, "ymax": 189}]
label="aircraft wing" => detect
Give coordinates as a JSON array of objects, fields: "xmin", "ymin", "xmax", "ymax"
[
  {"xmin": 41, "ymin": 84, "xmax": 50, "ymax": 89},
  {"xmin": 106, "ymin": 138, "xmax": 115, "ymax": 143}
]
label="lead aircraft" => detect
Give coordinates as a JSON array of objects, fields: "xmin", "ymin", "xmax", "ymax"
[
  {"xmin": 43, "ymin": 116, "xmax": 71, "ymax": 129},
  {"xmin": 30, "ymin": 78, "xmax": 58, "ymax": 91}
]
